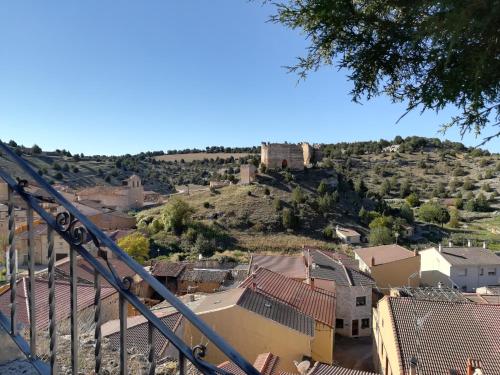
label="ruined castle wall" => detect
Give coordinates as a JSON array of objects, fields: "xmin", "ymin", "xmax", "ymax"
[{"xmin": 261, "ymin": 143, "xmax": 304, "ymax": 170}]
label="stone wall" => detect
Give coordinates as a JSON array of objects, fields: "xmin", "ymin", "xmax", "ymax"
[
  {"xmin": 261, "ymin": 142, "xmax": 305, "ymax": 170},
  {"xmin": 240, "ymin": 164, "xmax": 257, "ymax": 184}
]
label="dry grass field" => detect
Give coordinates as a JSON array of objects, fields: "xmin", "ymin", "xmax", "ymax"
[{"xmin": 154, "ymin": 152, "xmax": 251, "ymax": 162}]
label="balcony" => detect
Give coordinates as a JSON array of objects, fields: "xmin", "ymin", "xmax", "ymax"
[{"xmin": 0, "ymin": 140, "xmax": 258, "ymax": 374}]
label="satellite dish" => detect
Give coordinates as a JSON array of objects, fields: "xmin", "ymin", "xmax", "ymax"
[
  {"xmin": 474, "ymin": 369, "xmax": 484, "ymax": 375},
  {"xmin": 293, "ymin": 360, "xmax": 310, "ymax": 375}
]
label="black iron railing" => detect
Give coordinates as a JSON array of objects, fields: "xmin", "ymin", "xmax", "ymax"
[{"xmin": 0, "ymin": 140, "xmax": 258, "ymax": 375}]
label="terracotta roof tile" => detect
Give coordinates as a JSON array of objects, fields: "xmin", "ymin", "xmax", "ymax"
[
  {"xmin": 250, "ymin": 255, "xmax": 307, "ymax": 279},
  {"xmin": 105, "ymin": 311, "xmax": 182, "ymax": 361},
  {"xmin": 240, "ymin": 268, "xmax": 335, "ymax": 327},
  {"xmin": 308, "ymin": 250, "xmax": 374, "ymax": 287},
  {"xmin": 0, "ymin": 277, "xmax": 116, "ymax": 330},
  {"xmin": 309, "ymin": 363, "xmax": 378, "ymax": 375},
  {"xmin": 55, "ymin": 256, "xmax": 137, "ymax": 288},
  {"xmin": 218, "ymin": 353, "xmax": 280, "ymax": 375},
  {"xmin": 151, "ymin": 261, "xmax": 186, "ymax": 278},
  {"xmin": 387, "ymin": 297, "xmax": 500, "ymax": 374},
  {"xmin": 180, "ymin": 269, "xmax": 230, "ymax": 283},
  {"xmin": 354, "ymin": 245, "xmax": 416, "ymax": 266},
  {"xmin": 237, "ymin": 288, "xmax": 314, "ymax": 336}
]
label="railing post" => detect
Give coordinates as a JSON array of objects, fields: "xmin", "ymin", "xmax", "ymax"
[
  {"xmin": 27, "ymin": 206, "xmax": 36, "ymax": 356},
  {"xmin": 8, "ymin": 186, "xmax": 16, "ymax": 335},
  {"xmin": 147, "ymin": 322, "xmax": 156, "ymax": 375},
  {"xmin": 119, "ymin": 294, "xmax": 128, "ymax": 375},
  {"xmin": 70, "ymin": 246, "xmax": 78, "ymax": 374},
  {"xmin": 94, "ymin": 271, "xmax": 102, "ymax": 375},
  {"xmin": 178, "ymin": 350, "xmax": 185, "ymax": 375},
  {"xmin": 47, "ymin": 226, "xmax": 57, "ymax": 374}
]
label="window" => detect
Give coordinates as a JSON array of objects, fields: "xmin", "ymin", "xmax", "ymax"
[
  {"xmin": 356, "ymin": 296, "xmax": 366, "ymax": 306},
  {"xmin": 480, "ymin": 268, "xmax": 484, "ymax": 276},
  {"xmin": 461, "ymin": 285, "xmax": 467, "ymax": 291},
  {"xmin": 488, "ymin": 269, "xmax": 497, "ymax": 276},
  {"xmin": 362, "ymin": 318, "xmax": 370, "ymax": 329},
  {"xmin": 336, "ymin": 319, "xmax": 344, "ymax": 329}
]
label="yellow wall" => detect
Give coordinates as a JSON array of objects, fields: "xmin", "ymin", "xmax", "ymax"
[
  {"xmin": 370, "ymin": 256, "xmax": 420, "ymax": 293},
  {"xmin": 311, "ymin": 321, "xmax": 334, "ymax": 364},
  {"xmin": 184, "ymin": 304, "xmax": 313, "ymax": 373},
  {"xmin": 372, "ymin": 298, "xmax": 402, "ymax": 375}
]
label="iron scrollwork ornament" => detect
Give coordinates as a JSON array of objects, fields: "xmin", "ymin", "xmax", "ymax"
[{"xmin": 56, "ymin": 211, "xmax": 90, "ymax": 246}]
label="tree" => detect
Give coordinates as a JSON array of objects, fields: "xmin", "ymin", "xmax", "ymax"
[
  {"xmin": 161, "ymin": 198, "xmax": 195, "ymax": 235},
  {"xmin": 32, "ymin": 144, "xmax": 42, "ymax": 154},
  {"xmin": 399, "ymin": 179, "xmax": 411, "ymax": 198},
  {"xmin": 265, "ymin": 1, "xmax": 500, "ymax": 144},
  {"xmin": 317, "ymin": 180, "xmax": 328, "ymax": 195},
  {"xmin": 282, "ymin": 208, "xmax": 299, "ymax": 229},
  {"xmin": 399, "ymin": 204, "xmax": 414, "ymax": 224},
  {"xmin": 419, "ymin": 202, "xmax": 449, "ymax": 227},
  {"xmin": 405, "ymin": 193, "xmax": 420, "ymax": 207},
  {"xmin": 448, "ymin": 207, "xmax": 460, "ymax": 228},
  {"xmin": 291, "ymin": 186, "xmax": 305, "ymax": 205},
  {"xmin": 369, "ymin": 226, "xmax": 394, "ymax": 246},
  {"xmin": 118, "ymin": 233, "xmax": 149, "ymax": 264}
]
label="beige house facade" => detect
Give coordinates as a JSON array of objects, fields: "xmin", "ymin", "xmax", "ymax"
[
  {"xmin": 183, "ymin": 288, "xmax": 331, "ymax": 373},
  {"xmin": 354, "ymin": 245, "xmax": 420, "ymax": 293},
  {"xmin": 419, "ymin": 245, "xmax": 500, "ymax": 292}
]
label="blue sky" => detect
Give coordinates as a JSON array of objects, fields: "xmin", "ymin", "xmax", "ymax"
[{"xmin": 0, "ymin": 1, "xmax": 498, "ymax": 155}]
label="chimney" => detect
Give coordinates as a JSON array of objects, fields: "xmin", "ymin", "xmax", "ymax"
[
  {"xmin": 483, "ymin": 241, "xmax": 487, "ymax": 249},
  {"xmin": 371, "ymin": 256, "xmax": 376, "ymax": 267},
  {"xmin": 409, "ymin": 357, "xmax": 418, "ymax": 375},
  {"xmin": 467, "ymin": 239, "xmax": 472, "ymax": 247},
  {"xmin": 467, "ymin": 358, "xmax": 483, "ymax": 375},
  {"xmin": 438, "ymin": 243, "xmax": 442, "ymax": 252},
  {"xmin": 251, "ymin": 272, "xmax": 257, "ymax": 290},
  {"xmin": 413, "ymin": 249, "xmax": 418, "ymax": 257},
  {"xmin": 310, "ymin": 277, "xmax": 315, "ymax": 290},
  {"xmin": 448, "ymin": 240, "xmax": 452, "ymax": 247}
]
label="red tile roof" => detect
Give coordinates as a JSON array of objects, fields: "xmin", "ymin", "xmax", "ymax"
[
  {"xmin": 151, "ymin": 261, "xmax": 186, "ymax": 278},
  {"xmin": 387, "ymin": 297, "xmax": 500, "ymax": 374},
  {"xmin": 249, "ymin": 254, "xmax": 307, "ymax": 279},
  {"xmin": 218, "ymin": 352, "xmax": 280, "ymax": 375},
  {"xmin": 103, "ymin": 310, "xmax": 182, "ymax": 360},
  {"xmin": 309, "ymin": 363, "xmax": 378, "ymax": 375},
  {"xmin": 0, "ymin": 277, "xmax": 116, "ymax": 330},
  {"xmin": 240, "ymin": 268, "xmax": 335, "ymax": 327},
  {"xmin": 354, "ymin": 245, "xmax": 416, "ymax": 266},
  {"xmin": 55, "ymin": 255, "xmax": 137, "ymax": 288}
]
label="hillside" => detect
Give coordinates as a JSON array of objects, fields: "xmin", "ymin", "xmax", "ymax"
[
  {"xmin": 2, "ymin": 137, "xmax": 499, "ymax": 258},
  {"xmin": 0, "ymin": 142, "xmax": 258, "ymax": 194}
]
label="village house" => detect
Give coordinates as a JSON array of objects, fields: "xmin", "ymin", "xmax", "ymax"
[
  {"xmin": 184, "ymin": 287, "xmax": 324, "ymax": 373},
  {"xmin": 249, "ymin": 254, "xmax": 307, "ymax": 280},
  {"xmin": 354, "ymin": 245, "xmax": 420, "ymax": 293},
  {"xmin": 178, "ymin": 268, "xmax": 231, "ymax": 294},
  {"xmin": 239, "ymin": 268, "xmax": 336, "ymax": 365},
  {"xmin": 76, "ymin": 174, "xmax": 144, "ymax": 211},
  {"xmin": 304, "ymin": 249, "xmax": 374, "ymax": 338},
  {"xmin": 335, "ymin": 226, "xmax": 361, "ymax": 244},
  {"xmin": 15, "ymin": 224, "xmax": 70, "ymax": 265},
  {"xmin": 372, "ymin": 295, "xmax": 500, "ymax": 375},
  {"xmin": 419, "ymin": 244, "xmax": 500, "ymax": 292},
  {"xmin": 151, "ymin": 261, "xmax": 187, "ymax": 294},
  {"xmin": 0, "ymin": 277, "xmax": 119, "ymax": 332}
]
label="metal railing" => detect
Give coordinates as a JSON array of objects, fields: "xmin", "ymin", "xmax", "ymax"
[{"xmin": 0, "ymin": 140, "xmax": 259, "ymax": 375}]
